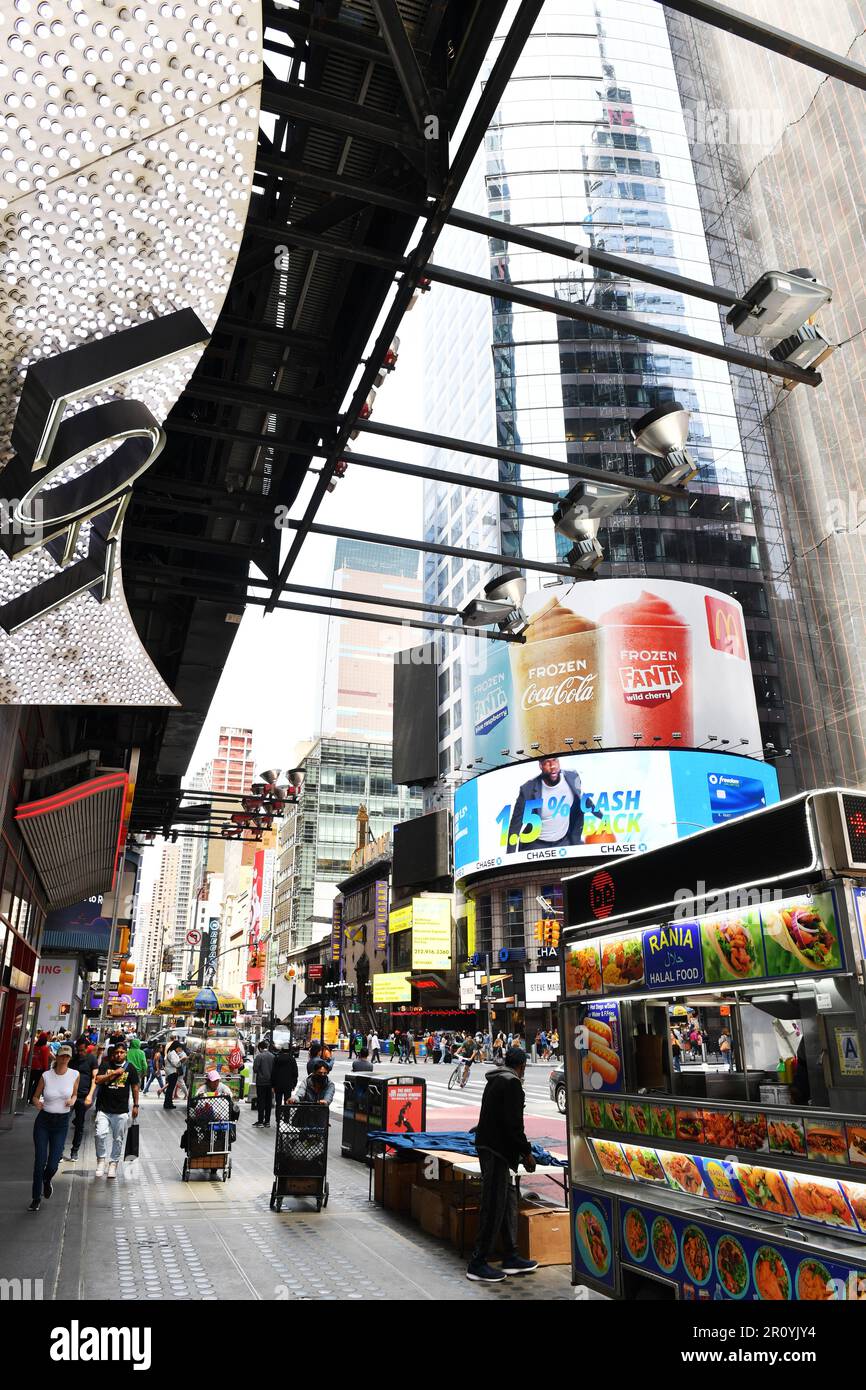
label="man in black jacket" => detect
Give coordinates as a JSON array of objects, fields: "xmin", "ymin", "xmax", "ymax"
[
  {"xmin": 270, "ymin": 1047, "xmax": 299, "ymax": 1119},
  {"xmin": 467, "ymin": 1049, "xmax": 539, "ymax": 1282}
]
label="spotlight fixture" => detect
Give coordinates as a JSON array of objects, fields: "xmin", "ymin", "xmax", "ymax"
[
  {"xmin": 530, "ymin": 742, "xmax": 540, "ymax": 751},
  {"xmin": 769, "ymin": 323, "xmax": 832, "ymax": 371},
  {"xmin": 727, "ymin": 268, "xmax": 831, "ymax": 340},
  {"xmin": 374, "ymin": 337, "xmax": 401, "ymax": 386},
  {"xmin": 461, "ymin": 570, "xmax": 528, "ymax": 635},
  {"xmin": 671, "ymin": 732, "xmax": 683, "ymax": 741},
  {"xmin": 564, "ymin": 737, "xmax": 575, "ymax": 747},
  {"xmin": 633, "ymin": 732, "xmax": 644, "ymax": 744},
  {"xmin": 553, "ymin": 480, "xmax": 633, "ymax": 574},
  {"xmin": 631, "ymin": 403, "xmax": 698, "ymax": 489},
  {"xmin": 350, "ymin": 389, "xmax": 378, "ymax": 440}
]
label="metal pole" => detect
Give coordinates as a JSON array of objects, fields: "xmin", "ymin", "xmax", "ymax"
[
  {"xmin": 282, "ymin": 518, "xmax": 585, "ymax": 579},
  {"xmin": 422, "ymin": 263, "xmax": 823, "ymax": 387},
  {"xmin": 652, "ymin": 0, "xmax": 866, "ymax": 91},
  {"xmin": 289, "ymin": 981, "xmax": 297, "ymax": 1047},
  {"xmin": 270, "ymin": 983, "xmax": 275, "ymax": 1038},
  {"xmin": 244, "ymin": 593, "xmax": 527, "ymax": 642},
  {"xmin": 97, "ymin": 882, "xmax": 123, "ymax": 1045},
  {"xmin": 485, "ymin": 952, "xmax": 494, "ymax": 1056}
]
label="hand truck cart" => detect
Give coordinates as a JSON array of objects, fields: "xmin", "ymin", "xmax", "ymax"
[
  {"xmin": 270, "ymin": 1102, "xmax": 329, "ymax": 1212},
  {"xmin": 181, "ymin": 1091, "xmax": 234, "ymax": 1182}
]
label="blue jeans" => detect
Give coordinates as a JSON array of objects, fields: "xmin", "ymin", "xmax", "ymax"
[
  {"xmin": 33, "ymin": 1111, "xmax": 70, "ymax": 1201},
  {"xmin": 95, "ymin": 1110, "xmax": 128, "ymax": 1161}
]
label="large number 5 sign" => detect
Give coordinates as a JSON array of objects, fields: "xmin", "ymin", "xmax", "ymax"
[{"xmin": 0, "ymin": 309, "xmax": 208, "ymax": 633}]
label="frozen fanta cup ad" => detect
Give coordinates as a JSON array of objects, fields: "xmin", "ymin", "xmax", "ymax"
[{"xmin": 600, "ymin": 589, "xmax": 693, "ymax": 746}]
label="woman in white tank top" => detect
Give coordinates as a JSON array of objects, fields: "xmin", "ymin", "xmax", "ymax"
[{"xmin": 29, "ymin": 1046, "xmax": 79, "ymax": 1211}]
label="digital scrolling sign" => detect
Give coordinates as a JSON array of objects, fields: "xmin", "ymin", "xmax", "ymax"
[{"xmin": 453, "ymin": 749, "xmax": 779, "ymax": 882}]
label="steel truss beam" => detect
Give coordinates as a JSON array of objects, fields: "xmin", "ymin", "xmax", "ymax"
[
  {"xmin": 370, "ymin": 0, "xmax": 435, "ymax": 132},
  {"xmin": 654, "ymin": 0, "xmax": 866, "ymax": 90},
  {"xmin": 244, "ymin": 595, "xmax": 523, "ymax": 642},
  {"xmin": 260, "ymin": 76, "xmax": 423, "ymax": 152},
  {"xmin": 262, "ymin": 5, "xmax": 394, "ymax": 67},
  {"xmin": 421, "ymin": 264, "xmax": 822, "ymax": 386},
  {"xmin": 265, "ymin": 0, "xmax": 548, "ymax": 609},
  {"xmin": 245, "ymin": 219, "xmax": 409, "ymax": 272}
]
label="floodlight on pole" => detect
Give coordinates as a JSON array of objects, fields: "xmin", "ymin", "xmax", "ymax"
[
  {"xmin": 553, "ymin": 479, "xmax": 633, "ymax": 574},
  {"xmin": 727, "ymin": 268, "xmax": 831, "ymax": 340},
  {"xmin": 461, "ymin": 569, "xmax": 528, "ymax": 635},
  {"xmin": 631, "ymin": 403, "xmax": 699, "ymax": 488}
]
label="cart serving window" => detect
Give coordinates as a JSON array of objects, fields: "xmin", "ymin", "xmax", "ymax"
[{"xmin": 559, "ymin": 790, "xmax": 866, "ymax": 1301}]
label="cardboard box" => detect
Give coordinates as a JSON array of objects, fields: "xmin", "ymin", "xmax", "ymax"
[
  {"xmin": 412, "ymin": 1182, "xmax": 451, "ymax": 1240},
  {"xmin": 374, "ymin": 1155, "xmax": 418, "ymax": 1212},
  {"xmin": 518, "ymin": 1205, "xmax": 571, "ymax": 1265}
]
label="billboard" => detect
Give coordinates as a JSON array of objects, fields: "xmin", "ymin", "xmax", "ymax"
[
  {"xmin": 411, "ymin": 897, "xmax": 452, "ymax": 970},
  {"xmin": 88, "ymin": 987, "xmax": 150, "ymax": 1016},
  {"xmin": 462, "ymin": 579, "xmax": 760, "ymax": 773},
  {"xmin": 373, "ymin": 972, "xmax": 412, "ymax": 1003},
  {"xmin": 453, "ymin": 748, "xmax": 779, "ymax": 880}
]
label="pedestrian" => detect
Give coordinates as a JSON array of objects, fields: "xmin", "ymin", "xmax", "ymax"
[
  {"xmin": 93, "ymin": 1041, "xmax": 140, "ymax": 1179},
  {"xmin": 163, "ymin": 1038, "xmax": 185, "ymax": 1109},
  {"xmin": 28, "ymin": 1044, "xmax": 79, "ymax": 1210},
  {"xmin": 271, "ymin": 1045, "xmax": 298, "ymax": 1116},
  {"xmin": 252, "ymin": 1041, "xmax": 275, "ymax": 1126},
  {"xmin": 670, "ymin": 1026, "xmax": 682, "ymax": 1073},
  {"xmin": 27, "ymin": 1031, "xmax": 52, "ymax": 1102},
  {"xmin": 369, "ymin": 1030, "xmax": 381, "ymax": 1064},
  {"xmin": 466, "ymin": 1047, "xmax": 538, "ymax": 1283},
  {"xmin": 550, "ymin": 1028, "xmax": 559, "ymax": 1059},
  {"xmin": 294, "ymin": 1061, "xmax": 335, "ymax": 1106},
  {"xmin": 352, "ymin": 1047, "xmax": 374, "ymax": 1073},
  {"xmin": 406, "ymin": 1030, "xmax": 417, "ymax": 1063},
  {"xmin": 493, "ymin": 1031, "xmax": 505, "ymax": 1062},
  {"xmin": 307, "ymin": 1042, "xmax": 333, "ymax": 1074},
  {"xmin": 126, "ymin": 1036, "xmax": 147, "ymax": 1081},
  {"xmin": 144, "ymin": 1044, "xmax": 164, "ymax": 1094},
  {"xmin": 719, "ymin": 1029, "xmax": 733, "ymax": 1071},
  {"xmin": 67, "ymin": 1038, "xmax": 98, "ymax": 1161}
]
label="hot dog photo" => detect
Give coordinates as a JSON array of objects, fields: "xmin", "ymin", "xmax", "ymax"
[{"xmin": 578, "ymin": 1001, "xmax": 624, "ymax": 1093}]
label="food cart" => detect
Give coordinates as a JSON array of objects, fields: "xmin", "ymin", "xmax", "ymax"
[{"xmin": 560, "ymin": 789, "xmax": 866, "ymax": 1301}]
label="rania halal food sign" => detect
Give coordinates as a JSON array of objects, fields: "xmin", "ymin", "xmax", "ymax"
[{"xmin": 0, "ymin": 2, "xmax": 262, "ymax": 703}]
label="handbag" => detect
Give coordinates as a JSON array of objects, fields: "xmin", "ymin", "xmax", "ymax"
[{"xmin": 124, "ymin": 1121, "xmax": 140, "ymax": 1160}]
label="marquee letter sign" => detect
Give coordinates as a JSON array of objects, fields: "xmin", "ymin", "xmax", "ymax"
[{"xmin": 0, "ymin": 310, "xmax": 208, "ymax": 634}]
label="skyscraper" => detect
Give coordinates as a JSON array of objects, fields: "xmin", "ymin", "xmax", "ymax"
[
  {"xmin": 423, "ymin": 0, "xmax": 786, "ymax": 780},
  {"xmin": 666, "ymin": 2, "xmax": 866, "ymax": 786},
  {"xmin": 320, "ymin": 540, "xmax": 421, "ymax": 741}
]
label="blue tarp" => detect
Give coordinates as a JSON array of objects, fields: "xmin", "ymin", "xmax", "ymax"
[{"xmin": 367, "ymin": 1129, "xmax": 567, "ymax": 1167}]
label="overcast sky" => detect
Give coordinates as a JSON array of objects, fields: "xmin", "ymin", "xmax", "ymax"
[{"xmin": 185, "ymin": 289, "xmax": 428, "ymax": 779}]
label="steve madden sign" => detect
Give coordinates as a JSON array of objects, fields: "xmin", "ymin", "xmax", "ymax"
[{"xmin": 0, "ymin": 310, "xmax": 208, "ymax": 634}]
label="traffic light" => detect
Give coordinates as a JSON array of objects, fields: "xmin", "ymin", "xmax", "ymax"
[
  {"xmin": 116, "ymin": 927, "xmax": 130, "ymax": 956},
  {"xmin": 116, "ymin": 960, "xmax": 135, "ymax": 995},
  {"xmin": 534, "ymin": 919, "xmax": 546, "ymax": 944},
  {"xmin": 546, "ymin": 919, "xmax": 561, "ymax": 947}
]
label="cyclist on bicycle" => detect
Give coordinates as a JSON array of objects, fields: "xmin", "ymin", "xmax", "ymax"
[{"xmin": 458, "ymin": 1034, "xmax": 477, "ymax": 1085}]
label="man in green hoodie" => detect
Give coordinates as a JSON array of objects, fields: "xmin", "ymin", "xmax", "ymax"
[{"xmin": 126, "ymin": 1037, "xmax": 148, "ymax": 1082}]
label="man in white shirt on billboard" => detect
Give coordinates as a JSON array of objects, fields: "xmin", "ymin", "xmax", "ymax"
[{"xmin": 507, "ymin": 756, "xmax": 587, "ymax": 853}]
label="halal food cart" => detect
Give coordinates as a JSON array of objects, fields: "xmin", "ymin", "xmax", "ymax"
[{"xmin": 560, "ymin": 789, "xmax": 866, "ymax": 1301}]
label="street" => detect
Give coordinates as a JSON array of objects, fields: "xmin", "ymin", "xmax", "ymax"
[{"xmin": 0, "ymin": 1055, "xmax": 575, "ymax": 1302}]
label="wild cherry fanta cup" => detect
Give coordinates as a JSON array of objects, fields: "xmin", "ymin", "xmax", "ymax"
[{"xmin": 600, "ymin": 589, "xmax": 693, "ymax": 746}]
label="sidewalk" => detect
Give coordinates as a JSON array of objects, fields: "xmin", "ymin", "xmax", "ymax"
[{"xmin": 0, "ymin": 1096, "xmax": 579, "ymax": 1301}]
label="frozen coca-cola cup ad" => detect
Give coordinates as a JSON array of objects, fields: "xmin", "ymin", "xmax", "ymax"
[
  {"xmin": 600, "ymin": 589, "xmax": 693, "ymax": 745},
  {"xmin": 510, "ymin": 596, "xmax": 600, "ymax": 753}
]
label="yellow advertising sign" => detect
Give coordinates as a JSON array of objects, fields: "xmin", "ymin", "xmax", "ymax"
[
  {"xmin": 372, "ymin": 971, "xmax": 412, "ymax": 1003},
  {"xmin": 466, "ymin": 898, "xmax": 476, "ymax": 959},
  {"xmin": 388, "ymin": 905, "xmax": 413, "ymax": 935},
  {"xmin": 412, "ymin": 896, "xmax": 452, "ymax": 970}
]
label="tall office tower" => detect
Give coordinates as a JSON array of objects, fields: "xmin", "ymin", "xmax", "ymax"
[
  {"xmin": 666, "ymin": 3, "xmax": 866, "ymax": 786},
  {"xmin": 272, "ymin": 737, "xmax": 420, "ymax": 956},
  {"xmin": 422, "ymin": 0, "xmax": 787, "ymax": 780},
  {"xmin": 207, "ymin": 726, "xmax": 255, "ymax": 877},
  {"xmin": 320, "ymin": 539, "xmax": 422, "ymax": 741},
  {"xmin": 148, "ymin": 841, "xmax": 181, "ymax": 991},
  {"xmin": 131, "ymin": 888, "xmax": 158, "ymax": 998},
  {"xmin": 171, "ymin": 763, "xmax": 208, "ymax": 969}
]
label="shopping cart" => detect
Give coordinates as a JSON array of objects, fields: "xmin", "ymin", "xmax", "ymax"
[
  {"xmin": 181, "ymin": 1091, "xmax": 234, "ymax": 1182},
  {"xmin": 270, "ymin": 1102, "xmax": 330, "ymax": 1212}
]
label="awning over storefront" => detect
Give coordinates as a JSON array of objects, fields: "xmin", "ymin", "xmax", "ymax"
[{"xmin": 14, "ymin": 772, "xmax": 129, "ymax": 909}]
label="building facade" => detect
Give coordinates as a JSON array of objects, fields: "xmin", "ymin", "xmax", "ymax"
[
  {"xmin": 271, "ymin": 738, "xmax": 420, "ymax": 963},
  {"xmin": 422, "ymin": 0, "xmax": 791, "ymax": 784},
  {"xmin": 666, "ymin": 0, "xmax": 866, "ymax": 787},
  {"xmin": 320, "ymin": 540, "xmax": 422, "ymax": 741}
]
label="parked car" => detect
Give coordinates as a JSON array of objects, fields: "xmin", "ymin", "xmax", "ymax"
[{"xmin": 548, "ymin": 1065, "xmax": 566, "ymax": 1114}]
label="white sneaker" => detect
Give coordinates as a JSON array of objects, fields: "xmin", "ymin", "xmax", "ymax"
[
  {"xmin": 95, "ymin": 1159, "xmax": 106, "ymax": 1178},
  {"xmin": 107, "ymin": 1161, "xmax": 118, "ymax": 1180}
]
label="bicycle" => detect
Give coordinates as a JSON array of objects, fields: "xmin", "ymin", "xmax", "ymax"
[{"xmin": 447, "ymin": 1057, "xmax": 473, "ymax": 1090}]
